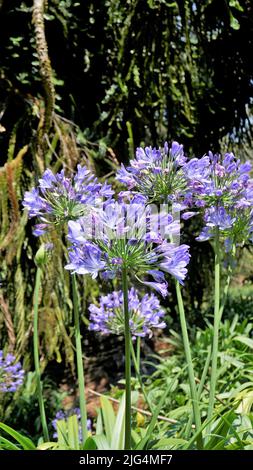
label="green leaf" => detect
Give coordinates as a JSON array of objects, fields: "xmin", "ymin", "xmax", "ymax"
[
  {"xmin": 135, "ymin": 378, "xmax": 175, "ymax": 450},
  {"xmin": 229, "ymin": 0, "xmax": 244, "ymax": 12},
  {"xmin": 93, "ymin": 434, "xmax": 110, "ymax": 450},
  {"xmin": 111, "ymin": 394, "xmax": 126, "ymax": 450},
  {"xmin": 152, "ymin": 437, "xmax": 187, "ymax": 450},
  {"xmin": 37, "ymin": 442, "xmax": 58, "ymax": 450},
  {"xmin": 82, "ymin": 437, "xmax": 97, "ymax": 450},
  {"xmin": 100, "ymin": 396, "xmax": 116, "ymax": 443},
  {"xmin": 229, "ymin": 12, "xmax": 240, "ymax": 30},
  {"xmin": 234, "ymin": 335, "xmax": 253, "ymax": 349},
  {"xmin": 204, "ymin": 410, "xmax": 240, "ymax": 450},
  {"xmin": 56, "ymin": 419, "xmax": 69, "ymax": 447},
  {"xmin": 0, "ymin": 436, "xmax": 20, "ymax": 450},
  {"xmin": 67, "ymin": 415, "xmax": 80, "ymax": 449},
  {"xmin": 95, "ymin": 409, "xmax": 103, "ymax": 436},
  {"xmin": 131, "ymin": 429, "xmax": 140, "ymax": 446},
  {"xmin": 0, "ymin": 423, "xmax": 36, "ymax": 450}
]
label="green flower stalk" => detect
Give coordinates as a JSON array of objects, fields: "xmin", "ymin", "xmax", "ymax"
[
  {"xmin": 175, "ymin": 281, "xmax": 203, "ymax": 448},
  {"xmin": 122, "ymin": 267, "xmax": 131, "ymax": 450},
  {"xmin": 71, "ymin": 274, "xmax": 88, "ymax": 445},
  {"xmin": 136, "ymin": 337, "xmax": 141, "ymax": 374},
  {"xmin": 34, "ymin": 245, "xmax": 49, "ymax": 442},
  {"xmin": 207, "ymin": 228, "xmax": 221, "ymax": 427}
]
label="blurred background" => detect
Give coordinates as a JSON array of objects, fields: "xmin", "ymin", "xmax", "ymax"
[{"xmin": 0, "ymin": 0, "xmax": 253, "ymax": 438}]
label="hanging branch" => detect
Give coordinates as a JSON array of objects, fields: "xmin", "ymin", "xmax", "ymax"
[{"xmin": 32, "ymin": 0, "xmax": 55, "ymax": 170}]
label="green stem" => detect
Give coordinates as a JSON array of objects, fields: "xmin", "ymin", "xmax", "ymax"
[
  {"xmin": 122, "ymin": 267, "xmax": 131, "ymax": 450},
  {"xmin": 130, "ymin": 340, "xmax": 152, "ymax": 413},
  {"xmin": 136, "ymin": 337, "xmax": 141, "ymax": 374},
  {"xmin": 219, "ymin": 244, "xmax": 235, "ymax": 321},
  {"xmin": 207, "ymin": 228, "xmax": 221, "ymax": 426},
  {"xmin": 175, "ymin": 281, "xmax": 203, "ymax": 449},
  {"xmin": 197, "ymin": 346, "xmax": 212, "ymax": 401},
  {"xmin": 185, "ymin": 345, "xmax": 212, "ymax": 439},
  {"xmin": 33, "ymin": 267, "xmax": 49, "ymax": 442},
  {"xmin": 71, "ymin": 273, "xmax": 87, "ymax": 445}
]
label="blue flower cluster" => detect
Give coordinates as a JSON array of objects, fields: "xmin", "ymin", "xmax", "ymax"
[
  {"xmin": 65, "ymin": 198, "xmax": 190, "ymax": 297},
  {"xmin": 23, "ymin": 143, "xmax": 253, "ymax": 337},
  {"xmin": 0, "ymin": 350, "xmax": 24, "ymax": 393},
  {"xmin": 117, "ymin": 144, "xmax": 253, "ymax": 250},
  {"xmin": 89, "ymin": 288, "xmax": 166, "ymax": 338},
  {"xmin": 23, "ymin": 166, "xmax": 114, "ymax": 236},
  {"xmin": 116, "ymin": 141, "xmax": 188, "ymax": 204},
  {"xmin": 186, "ymin": 151, "xmax": 253, "ymax": 247}
]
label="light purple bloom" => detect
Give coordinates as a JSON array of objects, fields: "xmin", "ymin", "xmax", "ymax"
[
  {"xmin": 196, "ymin": 226, "xmax": 212, "ymax": 242},
  {"xmin": 23, "ymin": 188, "xmax": 46, "ymax": 217},
  {"xmin": 159, "ymin": 244, "xmax": 191, "ymax": 284},
  {"xmin": 65, "ymin": 198, "xmax": 191, "ymax": 296},
  {"xmin": 22, "ymin": 165, "xmax": 114, "ymax": 236},
  {"xmin": 170, "ymin": 141, "xmax": 187, "ymax": 165},
  {"xmin": 0, "ymin": 351, "xmax": 25, "ymax": 392},
  {"xmin": 65, "ymin": 244, "xmax": 106, "ymax": 278},
  {"xmin": 89, "ymin": 288, "xmax": 166, "ymax": 338},
  {"xmin": 187, "ymin": 151, "xmax": 253, "ymax": 247},
  {"xmin": 140, "ymin": 281, "xmax": 168, "ymax": 298},
  {"xmin": 39, "ymin": 169, "xmax": 57, "ymax": 190},
  {"xmin": 181, "ymin": 211, "xmax": 196, "ymax": 220},
  {"xmin": 205, "ymin": 207, "xmax": 236, "ymax": 230},
  {"xmin": 116, "ymin": 141, "xmax": 189, "ymax": 205},
  {"xmin": 183, "ymin": 156, "xmax": 210, "ymax": 183},
  {"xmin": 117, "ymin": 164, "xmax": 136, "ymax": 189}
]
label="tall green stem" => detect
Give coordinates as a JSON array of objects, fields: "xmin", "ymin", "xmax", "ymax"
[
  {"xmin": 130, "ymin": 340, "xmax": 152, "ymax": 412},
  {"xmin": 71, "ymin": 273, "xmax": 87, "ymax": 445},
  {"xmin": 122, "ymin": 267, "xmax": 131, "ymax": 450},
  {"xmin": 207, "ymin": 228, "xmax": 220, "ymax": 425},
  {"xmin": 175, "ymin": 281, "xmax": 203, "ymax": 448},
  {"xmin": 136, "ymin": 337, "xmax": 141, "ymax": 374},
  {"xmin": 219, "ymin": 244, "xmax": 235, "ymax": 321},
  {"xmin": 33, "ymin": 267, "xmax": 49, "ymax": 442},
  {"xmin": 185, "ymin": 345, "xmax": 212, "ymax": 438}
]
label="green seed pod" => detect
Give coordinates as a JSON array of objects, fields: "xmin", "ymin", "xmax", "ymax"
[{"xmin": 34, "ymin": 244, "xmax": 48, "ymax": 267}]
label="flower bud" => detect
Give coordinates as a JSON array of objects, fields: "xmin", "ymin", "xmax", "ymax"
[{"xmin": 35, "ymin": 243, "xmax": 52, "ymax": 267}]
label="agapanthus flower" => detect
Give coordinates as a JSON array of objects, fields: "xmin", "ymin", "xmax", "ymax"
[
  {"xmin": 89, "ymin": 288, "xmax": 166, "ymax": 338},
  {"xmin": 116, "ymin": 141, "xmax": 189, "ymax": 205},
  {"xmin": 22, "ymin": 166, "xmax": 114, "ymax": 235},
  {"xmin": 196, "ymin": 207, "xmax": 235, "ymax": 241},
  {"xmin": 186, "ymin": 151, "xmax": 252, "ymax": 209},
  {"xmin": 189, "ymin": 151, "xmax": 253, "ymax": 248},
  {"xmin": 65, "ymin": 198, "xmax": 190, "ymax": 296},
  {"xmin": 0, "ymin": 351, "xmax": 25, "ymax": 392},
  {"xmin": 196, "ymin": 204, "xmax": 253, "ymax": 249},
  {"xmin": 52, "ymin": 408, "xmax": 92, "ymax": 441}
]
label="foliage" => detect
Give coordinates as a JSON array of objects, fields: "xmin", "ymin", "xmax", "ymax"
[{"xmin": 144, "ymin": 314, "xmax": 253, "ymax": 420}]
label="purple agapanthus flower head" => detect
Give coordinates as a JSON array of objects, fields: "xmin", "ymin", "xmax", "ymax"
[
  {"xmin": 52, "ymin": 408, "xmax": 92, "ymax": 442},
  {"xmin": 0, "ymin": 351, "xmax": 25, "ymax": 392},
  {"xmin": 65, "ymin": 198, "xmax": 191, "ymax": 297},
  {"xmin": 116, "ymin": 141, "xmax": 189, "ymax": 205},
  {"xmin": 186, "ymin": 151, "xmax": 252, "ymax": 207},
  {"xmin": 205, "ymin": 206, "xmax": 236, "ymax": 230},
  {"xmin": 22, "ymin": 165, "xmax": 114, "ymax": 236},
  {"xmin": 188, "ymin": 151, "xmax": 253, "ymax": 248},
  {"xmin": 89, "ymin": 288, "xmax": 166, "ymax": 338}
]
